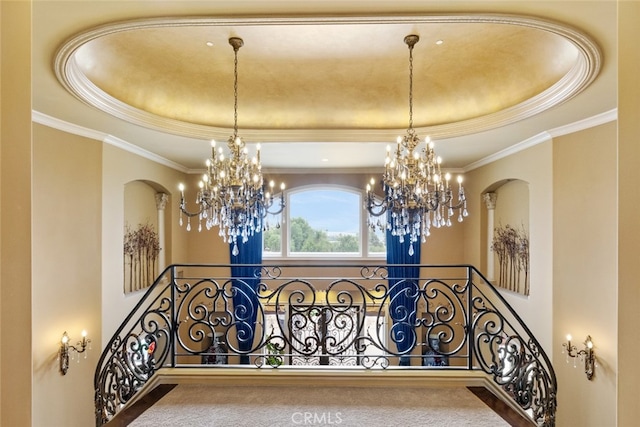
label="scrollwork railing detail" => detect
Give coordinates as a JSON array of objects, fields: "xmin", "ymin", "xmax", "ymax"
[{"xmin": 95, "ymin": 264, "xmax": 556, "ymax": 427}]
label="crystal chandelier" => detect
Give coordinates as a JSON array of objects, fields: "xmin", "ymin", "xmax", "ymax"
[
  {"xmin": 178, "ymin": 37, "xmax": 285, "ymax": 255},
  {"xmin": 365, "ymin": 35, "xmax": 468, "ymax": 255}
]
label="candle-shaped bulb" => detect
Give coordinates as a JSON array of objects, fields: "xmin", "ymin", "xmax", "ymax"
[
  {"xmin": 81, "ymin": 330, "xmax": 87, "ymax": 338},
  {"xmin": 396, "ymin": 136, "xmax": 402, "ymax": 144},
  {"xmin": 257, "ymin": 143, "xmax": 261, "ymax": 151},
  {"xmin": 457, "ymin": 175, "xmax": 463, "ymax": 184},
  {"xmin": 445, "ymin": 173, "xmax": 451, "ymax": 182},
  {"xmin": 280, "ymin": 182, "xmax": 286, "ymax": 191},
  {"xmin": 179, "ymin": 183, "xmax": 185, "ymax": 192},
  {"xmin": 566, "ymin": 334, "xmax": 572, "ymax": 342},
  {"xmin": 235, "ymin": 137, "xmax": 241, "ymax": 146},
  {"xmin": 437, "ymin": 156, "xmax": 442, "ymax": 165},
  {"xmin": 61, "ymin": 332, "xmax": 69, "ymax": 344},
  {"xmin": 586, "ymin": 340, "xmax": 593, "ymax": 349},
  {"xmin": 366, "ymin": 183, "xmax": 371, "ymax": 192}
]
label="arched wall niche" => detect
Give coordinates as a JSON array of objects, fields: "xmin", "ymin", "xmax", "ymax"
[
  {"xmin": 482, "ymin": 178, "xmax": 530, "ymax": 296},
  {"xmin": 123, "ymin": 179, "xmax": 172, "ymax": 294}
]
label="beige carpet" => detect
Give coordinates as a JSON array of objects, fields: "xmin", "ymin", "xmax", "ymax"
[{"xmin": 129, "ymin": 384, "xmax": 510, "ymax": 427}]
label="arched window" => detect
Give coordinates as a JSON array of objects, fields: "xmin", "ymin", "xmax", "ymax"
[{"xmin": 263, "ymin": 185, "xmax": 385, "ymax": 258}]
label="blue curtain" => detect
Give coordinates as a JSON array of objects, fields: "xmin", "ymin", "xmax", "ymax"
[
  {"xmin": 386, "ymin": 229, "xmax": 421, "ymax": 366},
  {"xmin": 229, "ymin": 232, "xmax": 262, "ymax": 365}
]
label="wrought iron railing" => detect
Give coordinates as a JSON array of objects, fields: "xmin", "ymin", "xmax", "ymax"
[{"xmin": 94, "ymin": 264, "xmax": 556, "ymax": 426}]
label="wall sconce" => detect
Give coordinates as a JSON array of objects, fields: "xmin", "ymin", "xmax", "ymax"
[
  {"xmin": 59, "ymin": 330, "xmax": 91, "ymax": 375},
  {"xmin": 562, "ymin": 334, "xmax": 595, "ymax": 380}
]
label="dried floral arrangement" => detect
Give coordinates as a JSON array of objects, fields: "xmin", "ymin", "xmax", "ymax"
[
  {"xmin": 124, "ymin": 222, "xmax": 161, "ymax": 293},
  {"xmin": 491, "ymin": 223, "xmax": 530, "ymax": 295}
]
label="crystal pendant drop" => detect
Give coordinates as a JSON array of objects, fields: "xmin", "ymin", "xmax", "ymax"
[
  {"xmin": 179, "ymin": 216, "xmax": 183, "ymax": 226},
  {"xmin": 408, "ymin": 243, "xmax": 414, "ymax": 256},
  {"xmin": 232, "ymin": 243, "xmax": 239, "ymax": 256},
  {"xmin": 186, "ymin": 220, "xmax": 191, "ymax": 231}
]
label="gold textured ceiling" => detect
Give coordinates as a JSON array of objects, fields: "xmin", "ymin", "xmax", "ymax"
[{"xmin": 55, "ymin": 14, "xmax": 600, "ymax": 148}]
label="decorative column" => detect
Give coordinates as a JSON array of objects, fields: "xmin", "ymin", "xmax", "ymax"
[
  {"xmin": 483, "ymin": 192, "xmax": 497, "ymax": 281},
  {"xmin": 155, "ymin": 193, "xmax": 169, "ymax": 272}
]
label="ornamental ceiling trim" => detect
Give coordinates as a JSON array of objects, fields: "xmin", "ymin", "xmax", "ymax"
[{"xmin": 54, "ymin": 14, "xmax": 601, "ymax": 143}]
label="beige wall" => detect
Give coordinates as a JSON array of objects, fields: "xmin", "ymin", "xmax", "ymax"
[
  {"xmin": 32, "ymin": 124, "xmax": 102, "ymax": 427},
  {"xmin": 102, "ymin": 144, "xmax": 188, "ymax": 341},
  {"xmin": 618, "ymin": 2, "xmax": 640, "ymax": 425},
  {"xmin": 464, "ymin": 141, "xmax": 553, "ymax": 351},
  {"xmin": 180, "ymin": 171, "xmax": 466, "ymax": 266},
  {"xmin": 553, "ymin": 122, "xmax": 617, "ymax": 426},
  {"xmin": 1, "ymin": 2, "xmax": 32, "ymax": 426}
]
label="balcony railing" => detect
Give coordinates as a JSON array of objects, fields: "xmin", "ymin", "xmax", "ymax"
[{"xmin": 94, "ymin": 263, "xmax": 556, "ymax": 426}]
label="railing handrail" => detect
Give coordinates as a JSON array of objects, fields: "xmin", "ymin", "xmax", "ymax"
[
  {"xmin": 468, "ymin": 266, "xmax": 557, "ymax": 389},
  {"xmin": 94, "ymin": 263, "xmax": 556, "ymax": 426}
]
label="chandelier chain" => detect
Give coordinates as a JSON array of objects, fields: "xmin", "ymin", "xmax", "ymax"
[
  {"xmin": 408, "ymin": 39, "xmax": 414, "ymax": 132},
  {"xmin": 232, "ymin": 42, "xmax": 239, "ymax": 140}
]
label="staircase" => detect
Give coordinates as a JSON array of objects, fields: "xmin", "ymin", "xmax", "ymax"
[{"xmin": 94, "ymin": 264, "xmax": 556, "ymax": 426}]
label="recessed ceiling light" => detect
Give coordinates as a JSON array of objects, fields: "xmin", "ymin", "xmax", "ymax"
[
  {"xmin": 322, "ymin": 158, "xmax": 329, "ymax": 162},
  {"xmin": 206, "ymin": 41, "xmax": 214, "ymax": 47},
  {"xmin": 435, "ymin": 39, "xmax": 444, "ymax": 45}
]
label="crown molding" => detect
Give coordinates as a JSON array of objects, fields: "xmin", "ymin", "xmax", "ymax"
[
  {"xmin": 34, "ymin": 108, "xmax": 617, "ymax": 175},
  {"xmin": 547, "ymin": 108, "xmax": 617, "ymax": 138},
  {"xmin": 464, "ymin": 108, "xmax": 617, "ymax": 172},
  {"xmin": 32, "ymin": 111, "xmax": 189, "ymax": 173}
]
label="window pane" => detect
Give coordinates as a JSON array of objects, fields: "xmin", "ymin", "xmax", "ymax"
[
  {"xmin": 289, "ymin": 189, "xmax": 360, "ymax": 254},
  {"xmin": 262, "ymin": 212, "xmax": 283, "ymax": 255},
  {"xmin": 368, "ymin": 225, "xmax": 386, "ymax": 254}
]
